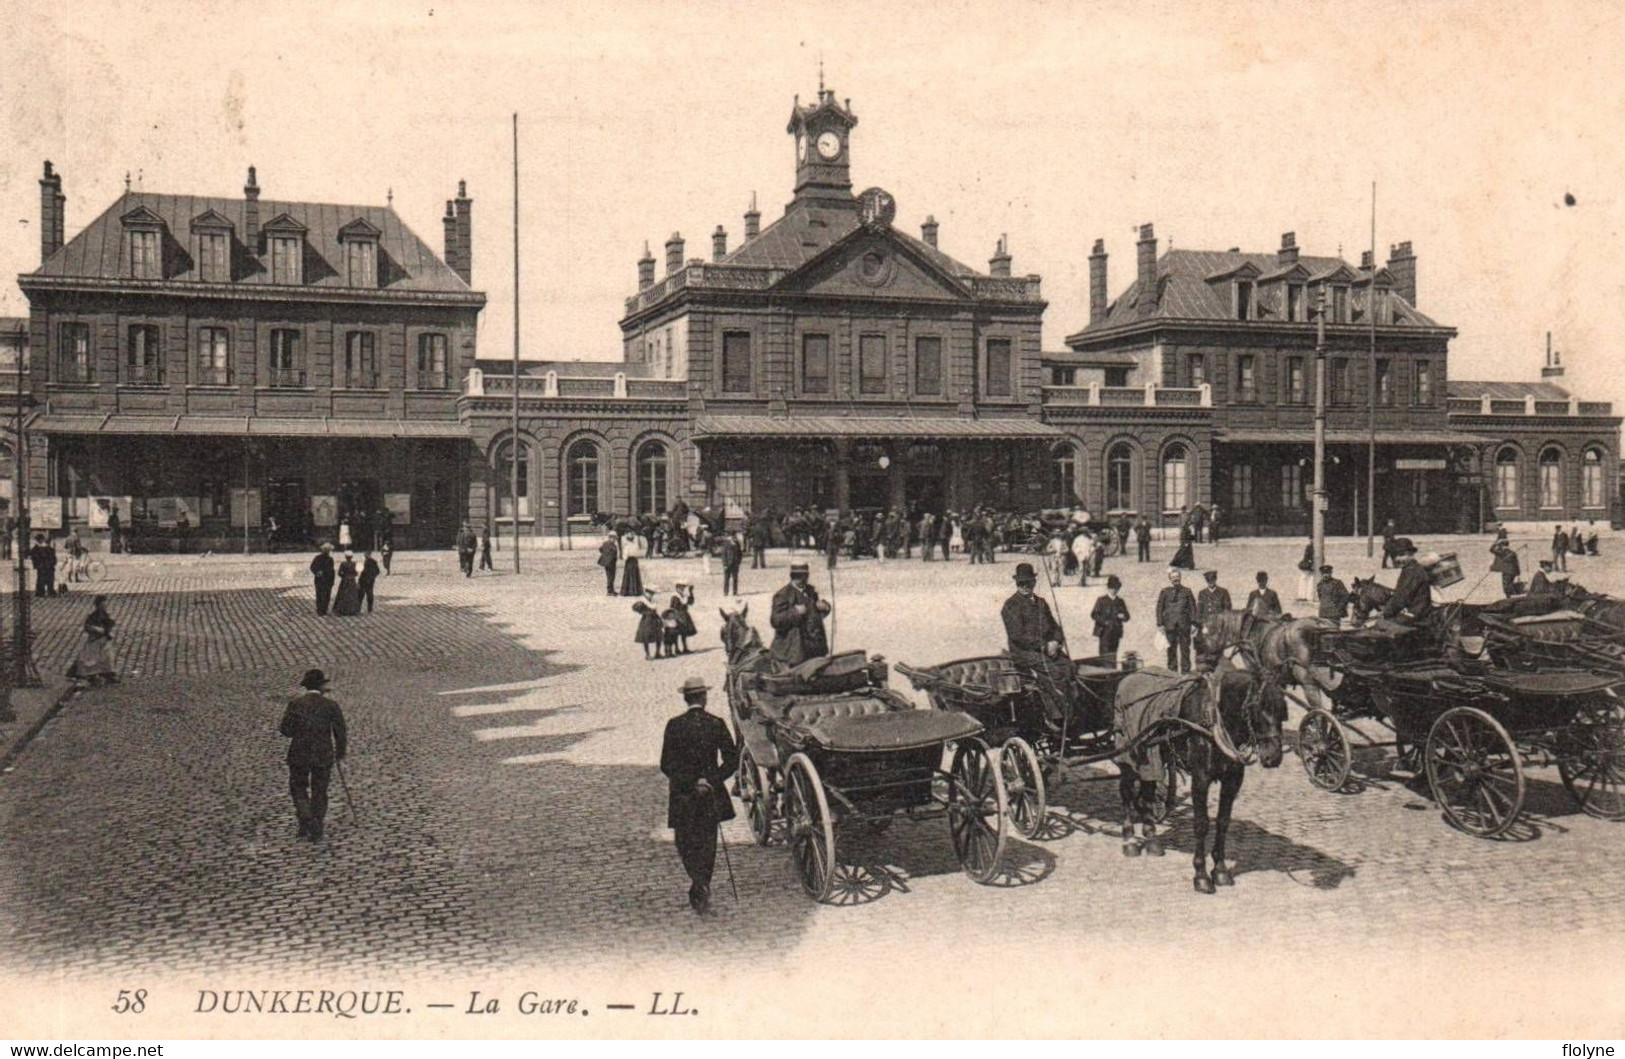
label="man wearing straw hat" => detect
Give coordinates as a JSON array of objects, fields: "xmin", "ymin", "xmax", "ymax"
[
  {"xmin": 659, "ymin": 675, "xmax": 738, "ymax": 915},
  {"xmin": 279, "ymin": 668, "xmax": 348, "ymax": 842},
  {"xmin": 1002, "ymin": 561, "xmax": 1073, "ymax": 725}
]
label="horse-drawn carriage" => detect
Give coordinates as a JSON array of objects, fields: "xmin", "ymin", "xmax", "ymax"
[{"xmin": 720, "ymin": 609, "xmax": 1009, "ymax": 903}]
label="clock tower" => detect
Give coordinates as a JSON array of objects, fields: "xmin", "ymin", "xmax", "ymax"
[{"xmin": 788, "ymin": 85, "xmax": 857, "ymax": 205}]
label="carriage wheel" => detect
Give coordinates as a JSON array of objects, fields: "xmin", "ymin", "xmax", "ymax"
[
  {"xmin": 949, "ymin": 740, "xmax": 1008, "ymax": 883},
  {"xmin": 999, "ymin": 736, "xmax": 1047, "ymax": 839},
  {"xmin": 1558, "ymin": 701, "xmax": 1625, "ymax": 821},
  {"xmin": 1297, "ymin": 708, "xmax": 1353, "ymax": 792},
  {"xmin": 784, "ymin": 753, "xmax": 836, "ymax": 902},
  {"xmin": 1425, "ymin": 706, "xmax": 1525, "ymax": 839},
  {"xmin": 738, "ymin": 745, "xmax": 776, "ymax": 846}
]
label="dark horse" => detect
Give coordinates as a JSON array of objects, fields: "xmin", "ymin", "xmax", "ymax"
[
  {"xmin": 1115, "ymin": 645, "xmax": 1286, "ymax": 893},
  {"xmin": 1195, "ymin": 609, "xmax": 1340, "ymax": 711},
  {"xmin": 1349, "ymin": 577, "xmax": 1391, "ymax": 622}
]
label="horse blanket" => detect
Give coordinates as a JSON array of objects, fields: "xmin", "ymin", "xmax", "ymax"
[{"xmin": 1113, "ymin": 668, "xmax": 1201, "ymax": 783}]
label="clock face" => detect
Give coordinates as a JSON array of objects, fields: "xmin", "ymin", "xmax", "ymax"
[{"xmin": 816, "ymin": 131, "xmax": 841, "ymax": 160}]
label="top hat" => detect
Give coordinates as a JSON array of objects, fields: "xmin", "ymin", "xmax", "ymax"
[
  {"xmin": 1013, "ymin": 562, "xmax": 1038, "ymax": 582},
  {"xmin": 680, "ymin": 675, "xmax": 710, "ymax": 695},
  {"xmin": 1390, "ymin": 537, "xmax": 1418, "ymax": 556},
  {"xmin": 300, "ymin": 668, "xmax": 329, "ymax": 690}
]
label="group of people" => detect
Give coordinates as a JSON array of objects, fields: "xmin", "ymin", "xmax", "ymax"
[
  {"xmin": 633, "ymin": 582, "xmax": 698, "ymax": 660},
  {"xmin": 308, "ymin": 543, "xmax": 384, "ymax": 616}
]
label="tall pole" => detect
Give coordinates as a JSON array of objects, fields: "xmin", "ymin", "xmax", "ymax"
[
  {"xmin": 13, "ymin": 324, "xmax": 39, "ymax": 689},
  {"xmin": 1365, "ymin": 181, "xmax": 1377, "ymax": 557},
  {"xmin": 1312, "ymin": 287, "xmax": 1327, "ymax": 573},
  {"xmin": 242, "ymin": 440, "xmax": 250, "ymax": 555},
  {"xmin": 511, "ymin": 112, "xmax": 522, "ymax": 574}
]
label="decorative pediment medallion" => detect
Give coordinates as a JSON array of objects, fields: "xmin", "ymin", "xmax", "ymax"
[
  {"xmin": 261, "ymin": 212, "xmax": 309, "ymax": 234},
  {"xmin": 774, "ymin": 228, "xmax": 971, "ymax": 301},
  {"xmin": 190, "ymin": 208, "xmax": 235, "ymax": 230}
]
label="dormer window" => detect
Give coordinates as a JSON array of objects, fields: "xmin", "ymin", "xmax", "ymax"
[
  {"xmin": 262, "ymin": 213, "xmax": 309, "ymax": 285},
  {"xmin": 1332, "ymin": 285, "xmax": 1349, "ymax": 323},
  {"xmin": 338, "ymin": 218, "xmax": 382, "ymax": 289},
  {"xmin": 1235, "ymin": 280, "xmax": 1254, "ymax": 321},
  {"xmin": 190, "ymin": 209, "xmax": 234, "ymax": 283},
  {"xmin": 120, "ymin": 206, "xmax": 166, "ymax": 280},
  {"xmin": 1286, "ymin": 283, "xmax": 1305, "ymax": 322}
]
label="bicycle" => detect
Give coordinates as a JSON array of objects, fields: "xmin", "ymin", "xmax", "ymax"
[{"xmin": 64, "ymin": 549, "xmax": 107, "ymax": 584}]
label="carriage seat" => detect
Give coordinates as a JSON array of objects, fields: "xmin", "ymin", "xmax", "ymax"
[
  {"xmin": 782, "ymin": 693, "xmax": 900, "ymax": 727},
  {"xmin": 934, "ymin": 656, "xmax": 1024, "ymax": 697},
  {"xmin": 759, "ymin": 650, "xmax": 885, "ymax": 695}
]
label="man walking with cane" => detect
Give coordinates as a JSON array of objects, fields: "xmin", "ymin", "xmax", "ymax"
[
  {"xmin": 659, "ymin": 676, "xmax": 737, "ymax": 915},
  {"xmin": 279, "ymin": 668, "xmax": 348, "ymax": 842}
]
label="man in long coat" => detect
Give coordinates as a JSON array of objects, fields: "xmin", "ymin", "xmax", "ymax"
[
  {"xmin": 769, "ymin": 562, "xmax": 831, "ymax": 665},
  {"xmin": 1316, "ymin": 564, "xmax": 1351, "ymax": 622},
  {"xmin": 1489, "ymin": 535, "xmax": 1521, "ymax": 598},
  {"xmin": 1155, "ymin": 568, "xmax": 1199, "ymax": 673},
  {"xmin": 309, "ymin": 543, "xmax": 336, "ymax": 616},
  {"xmin": 1197, "ymin": 570, "xmax": 1232, "ymax": 623},
  {"xmin": 720, "ymin": 531, "xmax": 743, "ymax": 597},
  {"xmin": 1002, "ymin": 562, "xmax": 1073, "ymax": 724},
  {"xmin": 660, "ymin": 676, "xmax": 738, "ymax": 914},
  {"xmin": 279, "ymin": 668, "xmax": 348, "ymax": 841},
  {"xmin": 1381, "ymin": 538, "xmax": 1434, "ymax": 624},
  {"xmin": 597, "ymin": 532, "xmax": 619, "ymax": 595}
]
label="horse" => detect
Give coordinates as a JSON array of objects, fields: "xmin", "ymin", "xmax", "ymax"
[
  {"xmin": 1349, "ymin": 577, "xmax": 1392, "ymax": 621},
  {"xmin": 1114, "ymin": 645, "xmax": 1286, "ymax": 894},
  {"xmin": 1195, "ymin": 609, "xmax": 1339, "ymax": 711}
]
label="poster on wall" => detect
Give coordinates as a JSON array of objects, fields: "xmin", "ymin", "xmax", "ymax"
[
  {"xmin": 175, "ymin": 497, "xmax": 200, "ymax": 527},
  {"xmin": 229, "ymin": 488, "xmax": 263, "ymax": 529},
  {"xmin": 27, "ymin": 496, "xmax": 62, "ymax": 530},
  {"xmin": 311, "ymin": 495, "xmax": 337, "ymax": 527},
  {"xmin": 384, "ymin": 493, "xmax": 411, "ymax": 525},
  {"xmin": 87, "ymin": 497, "xmax": 132, "ymax": 529}
]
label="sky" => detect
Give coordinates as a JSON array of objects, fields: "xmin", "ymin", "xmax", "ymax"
[{"xmin": 2, "ymin": 0, "xmax": 1622, "ymax": 409}]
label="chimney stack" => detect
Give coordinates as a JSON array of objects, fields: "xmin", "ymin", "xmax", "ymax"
[
  {"xmin": 712, "ymin": 225, "xmax": 728, "ymax": 262},
  {"xmin": 1386, "ymin": 240, "xmax": 1416, "ymax": 307},
  {"xmin": 244, "ymin": 165, "xmax": 260, "ymax": 246},
  {"xmin": 1359, "ymin": 249, "xmax": 1374, "ymax": 270},
  {"xmin": 1088, "ymin": 238, "xmax": 1109, "ymax": 324},
  {"xmin": 989, "ymin": 234, "xmax": 1012, "ymax": 277},
  {"xmin": 637, "ymin": 242, "xmax": 656, "ymax": 290},
  {"xmin": 1278, "ymin": 231, "xmax": 1298, "ymax": 266},
  {"xmin": 443, "ymin": 201, "xmax": 458, "ymax": 277},
  {"xmin": 743, "ymin": 194, "xmax": 760, "ymax": 240},
  {"xmin": 921, "ymin": 215, "xmax": 939, "ymax": 248},
  {"xmin": 1542, "ymin": 332, "xmax": 1565, "ymax": 379},
  {"xmin": 1136, "ymin": 223, "xmax": 1159, "ymax": 314},
  {"xmin": 665, "ymin": 232, "xmax": 685, "ymax": 276},
  {"xmin": 39, "ymin": 161, "xmax": 64, "ymax": 263},
  {"xmin": 452, "ymin": 180, "xmax": 473, "ymax": 284}
]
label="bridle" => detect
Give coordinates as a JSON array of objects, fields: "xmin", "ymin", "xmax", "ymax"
[{"xmin": 1207, "ymin": 643, "xmax": 1273, "ymax": 766}]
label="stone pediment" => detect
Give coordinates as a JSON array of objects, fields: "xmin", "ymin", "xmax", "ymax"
[
  {"xmin": 190, "ymin": 208, "xmax": 235, "ymax": 230},
  {"xmin": 119, "ymin": 205, "xmax": 165, "ymax": 229},
  {"xmin": 772, "ymin": 228, "xmax": 970, "ymax": 302}
]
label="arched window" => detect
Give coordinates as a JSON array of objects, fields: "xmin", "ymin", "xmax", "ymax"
[
  {"xmin": 1583, "ymin": 447, "xmax": 1606, "ymax": 509},
  {"xmin": 1050, "ymin": 444, "xmax": 1078, "ymax": 508},
  {"xmin": 1106, "ymin": 442, "xmax": 1134, "ymax": 512},
  {"xmin": 636, "ymin": 440, "xmax": 669, "ymax": 515},
  {"xmin": 1539, "ymin": 447, "xmax": 1563, "ymax": 509},
  {"xmin": 1495, "ymin": 448, "xmax": 1520, "ymax": 510},
  {"xmin": 1161, "ymin": 444, "xmax": 1189, "ymax": 512},
  {"xmin": 566, "ymin": 439, "xmax": 600, "ymax": 517},
  {"xmin": 493, "ymin": 439, "xmax": 531, "ymax": 518}
]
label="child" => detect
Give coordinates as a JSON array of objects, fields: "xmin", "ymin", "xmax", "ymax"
[
  {"xmin": 633, "ymin": 587, "xmax": 663, "ymax": 661},
  {"xmin": 669, "ymin": 581, "xmax": 697, "ymax": 654}
]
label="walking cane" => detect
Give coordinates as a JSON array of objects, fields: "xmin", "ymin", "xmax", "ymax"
[
  {"xmin": 336, "ymin": 759, "xmax": 358, "ymax": 824},
  {"xmin": 717, "ymin": 823, "xmax": 739, "ymax": 903}
]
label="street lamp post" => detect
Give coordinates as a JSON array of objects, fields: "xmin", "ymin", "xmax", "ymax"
[
  {"xmin": 12, "ymin": 323, "xmax": 39, "ymax": 690},
  {"xmin": 1312, "ymin": 287, "xmax": 1328, "ymax": 573}
]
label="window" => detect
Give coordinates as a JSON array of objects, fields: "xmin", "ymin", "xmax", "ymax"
[
  {"xmin": 1104, "ymin": 367, "xmax": 1131, "ymax": 387},
  {"xmin": 1161, "ymin": 444, "xmax": 1189, "ymax": 512},
  {"xmin": 1539, "ymin": 447, "xmax": 1564, "ymax": 509},
  {"xmin": 986, "ymin": 338, "xmax": 1013, "ymax": 397},
  {"xmin": 495, "ymin": 439, "xmax": 532, "ymax": 519},
  {"xmin": 636, "ymin": 441, "xmax": 669, "ymax": 515},
  {"xmin": 126, "ymin": 325, "xmax": 163, "ymax": 386},
  {"xmin": 269, "ymin": 329, "xmax": 303, "ymax": 387},
  {"xmin": 197, "ymin": 326, "xmax": 231, "ymax": 385},
  {"xmin": 1235, "ymin": 281, "xmax": 1253, "ymax": 320},
  {"xmin": 1495, "ymin": 448, "xmax": 1520, "ymax": 510},
  {"xmin": 721, "ymin": 331, "xmax": 751, "ymax": 393},
  {"xmin": 1106, "ymin": 443, "xmax": 1134, "ymax": 511},
  {"xmin": 1281, "ymin": 464, "xmax": 1304, "ymax": 509},
  {"xmin": 1411, "ymin": 474, "xmax": 1429, "ymax": 508},
  {"xmin": 1330, "ymin": 358, "xmax": 1350, "ymax": 404},
  {"xmin": 914, "ymin": 336, "xmax": 942, "ymax": 395},
  {"xmin": 129, "ymin": 230, "xmax": 160, "ymax": 279},
  {"xmin": 565, "ymin": 440, "xmax": 599, "ymax": 516},
  {"xmin": 1375, "ymin": 288, "xmax": 1392, "ymax": 324},
  {"xmin": 859, "ymin": 334, "xmax": 887, "ymax": 394},
  {"xmin": 1415, "ymin": 360, "xmax": 1432, "ymax": 405},
  {"xmin": 1051, "ymin": 445, "xmax": 1078, "ymax": 507},
  {"xmin": 1235, "ymin": 355, "xmax": 1256, "ymax": 402},
  {"xmin": 199, "ymin": 478, "xmax": 228, "ymax": 520},
  {"xmin": 1376, "ymin": 359, "xmax": 1394, "ymax": 405},
  {"xmin": 346, "ymin": 240, "xmax": 377, "ymax": 288},
  {"xmin": 1583, "ymin": 448, "xmax": 1606, "ymax": 508},
  {"xmin": 1286, "ymin": 357, "xmax": 1306, "ymax": 404},
  {"xmin": 417, "ymin": 333, "xmax": 449, "ymax": 390},
  {"xmin": 1287, "ymin": 284, "xmax": 1305, "ymax": 322},
  {"xmin": 1187, "ymin": 354, "xmax": 1206, "ymax": 388},
  {"xmin": 57, "ymin": 322, "xmax": 91, "ymax": 383},
  {"xmin": 1332, "ymin": 286, "xmax": 1349, "ymax": 323},
  {"xmin": 715, "ymin": 470, "xmax": 751, "ymax": 520},
  {"xmin": 1231, "ymin": 463, "xmax": 1253, "ymax": 510},
  {"xmin": 1050, "ymin": 366, "xmax": 1076, "ymax": 387},
  {"xmin": 198, "ymin": 231, "xmax": 229, "ymax": 282},
  {"xmin": 343, "ymin": 332, "xmax": 377, "ymax": 388},
  {"xmin": 800, "ymin": 333, "xmax": 829, "ymax": 394},
  {"xmin": 270, "ymin": 236, "xmax": 302, "ymax": 284}
]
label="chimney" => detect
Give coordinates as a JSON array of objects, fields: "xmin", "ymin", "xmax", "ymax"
[
  {"xmin": 989, "ymin": 234, "xmax": 1012, "ymax": 277},
  {"xmin": 712, "ymin": 225, "xmax": 728, "ymax": 262},
  {"xmin": 244, "ymin": 165, "xmax": 260, "ymax": 245},
  {"xmin": 921, "ymin": 215, "xmax": 939, "ymax": 248},
  {"xmin": 443, "ymin": 200, "xmax": 459, "ymax": 277},
  {"xmin": 743, "ymin": 193, "xmax": 760, "ymax": 240},
  {"xmin": 1542, "ymin": 332, "xmax": 1565, "ymax": 379},
  {"xmin": 1386, "ymin": 240, "xmax": 1416, "ymax": 306},
  {"xmin": 1088, "ymin": 238, "xmax": 1109, "ymax": 324},
  {"xmin": 39, "ymin": 161, "xmax": 63, "ymax": 263},
  {"xmin": 452, "ymin": 180, "xmax": 473, "ymax": 284},
  {"xmin": 637, "ymin": 242, "xmax": 656, "ymax": 290},
  {"xmin": 1278, "ymin": 231, "xmax": 1298, "ymax": 266},
  {"xmin": 1136, "ymin": 223, "xmax": 1159, "ymax": 314},
  {"xmin": 1359, "ymin": 249, "xmax": 1374, "ymax": 270},
  {"xmin": 665, "ymin": 232, "xmax": 685, "ymax": 276}
]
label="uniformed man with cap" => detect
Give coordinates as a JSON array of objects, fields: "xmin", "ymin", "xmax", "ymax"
[
  {"xmin": 1380, "ymin": 537, "xmax": 1433, "ymax": 624},
  {"xmin": 769, "ymin": 562, "xmax": 831, "ymax": 665},
  {"xmin": 1197, "ymin": 570, "xmax": 1232, "ymax": 623},
  {"xmin": 279, "ymin": 668, "xmax": 348, "ymax": 842},
  {"xmin": 659, "ymin": 675, "xmax": 738, "ymax": 915},
  {"xmin": 1002, "ymin": 562, "xmax": 1074, "ymax": 725},
  {"xmin": 1316, "ymin": 563, "xmax": 1350, "ymax": 622}
]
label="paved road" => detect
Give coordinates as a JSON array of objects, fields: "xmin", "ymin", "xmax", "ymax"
[{"xmin": 1, "ymin": 535, "xmax": 1623, "ymax": 994}]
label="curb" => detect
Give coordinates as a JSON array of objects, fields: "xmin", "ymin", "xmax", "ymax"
[{"xmin": 0, "ymin": 680, "xmax": 78, "ymax": 775}]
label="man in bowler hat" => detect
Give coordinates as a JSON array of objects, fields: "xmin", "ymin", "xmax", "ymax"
[
  {"xmin": 309, "ymin": 543, "xmax": 336, "ymax": 616},
  {"xmin": 279, "ymin": 668, "xmax": 348, "ymax": 841},
  {"xmin": 1002, "ymin": 561, "xmax": 1074, "ymax": 725},
  {"xmin": 659, "ymin": 676, "xmax": 737, "ymax": 914}
]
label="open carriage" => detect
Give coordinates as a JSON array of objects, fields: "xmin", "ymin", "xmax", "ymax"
[
  {"xmin": 725, "ymin": 643, "xmax": 1010, "ymax": 903},
  {"xmin": 1294, "ymin": 621, "xmax": 1625, "ymax": 838},
  {"xmin": 895, "ymin": 653, "xmax": 1183, "ymax": 838}
]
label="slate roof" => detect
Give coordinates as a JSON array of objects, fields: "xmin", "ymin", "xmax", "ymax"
[
  {"xmin": 721, "ymin": 200, "xmax": 983, "ymax": 279},
  {"xmin": 1075, "ymin": 248, "xmax": 1439, "ymax": 336},
  {"xmin": 692, "ymin": 415, "xmax": 1063, "ymax": 440},
  {"xmin": 1448, "ymin": 379, "xmax": 1572, "ymax": 401},
  {"xmin": 27, "ymin": 191, "xmax": 475, "ymax": 296}
]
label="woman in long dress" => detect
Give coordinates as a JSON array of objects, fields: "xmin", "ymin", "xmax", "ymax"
[
  {"xmin": 333, "ymin": 551, "xmax": 362, "ymax": 616},
  {"xmin": 669, "ymin": 582, "xmax": 697, "ymax": 654},
  {"xmin": 68, "ymin": 595, "xmax": 118, "ymax": 686},
  {"xmin": 619, "ymin": 532, "xmax": 644, "ymax": 597},
  {"xmin": 633, "ymin": 588, "xmax": 663, "ymax": 660}
]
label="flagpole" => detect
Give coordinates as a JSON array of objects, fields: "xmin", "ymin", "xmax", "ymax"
[
  {"xmin": 511, "ymin": 112, "xmax": 522, "ymax": 574},
  {"xmin": 1365, "ymin": 181, "xmax": 1377, "ymax": 558}
]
